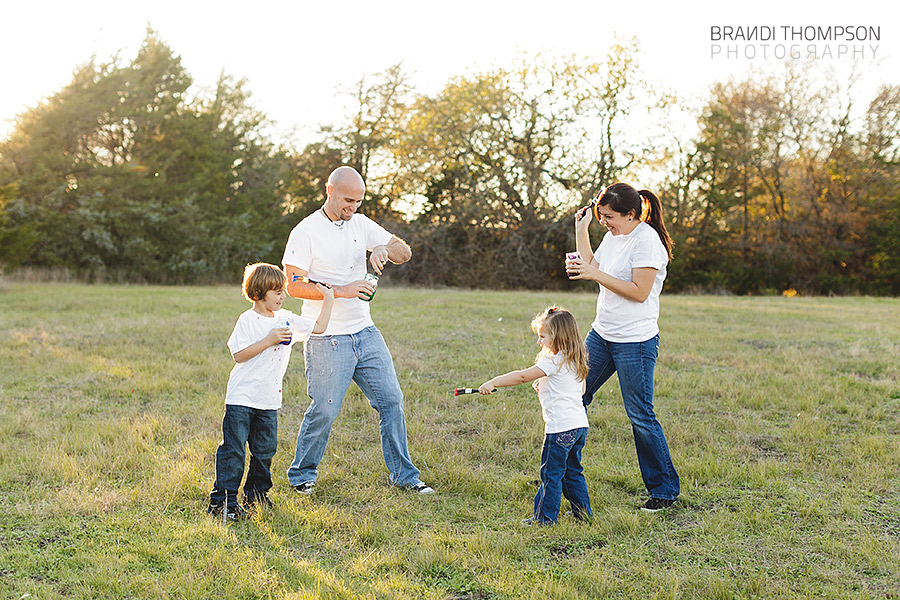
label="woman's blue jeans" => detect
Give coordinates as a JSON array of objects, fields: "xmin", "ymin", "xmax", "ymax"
[
  {"xmin": 583, "ymin": 330, "xmax": 680, "ymax": 500},
  {"xmin": 533, "ymin": 427, "xmax": 592, "ymax": 523},
  {"xmin": 287, "ymin": 326, "xmax": 422, "ymax": 488},
  {"xmin": 211, "ymin": 404, "xmax": 278, "ymax": 504}
]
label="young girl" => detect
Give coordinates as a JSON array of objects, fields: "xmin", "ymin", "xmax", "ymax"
[{"xmin": 478, "ymin": 306, "xmax": 592, "ymax": 525}]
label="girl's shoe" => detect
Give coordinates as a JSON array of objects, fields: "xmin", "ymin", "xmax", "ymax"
[
  {"xmin": 641, "ymin": 497, "xmax": 676, "ymax": 512},
  {"xmin": 521, "ymin": 517, "xmax": 553, "ymax": 526}
]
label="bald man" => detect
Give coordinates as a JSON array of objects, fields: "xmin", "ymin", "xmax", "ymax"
[{"xmin": 282, "ymin": 166, "xmax": 433, "ymax": 495}]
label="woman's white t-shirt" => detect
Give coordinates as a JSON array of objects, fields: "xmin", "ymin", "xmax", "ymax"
[
  {"xmin": 225, "ymin": 308, "xmax": 315, "ymax": 410},
  {"xmin": 534, "ymin": 353, "xmax": 589, "ymax": 434},
  {"xmin": 591, "ymin": 221, "xmax": 668, "ymax": 343}
]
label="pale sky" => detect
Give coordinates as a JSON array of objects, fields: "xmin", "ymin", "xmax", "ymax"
[{"xmin": 2, "ymin": 0, "xmax": 896, "ymax": 145}]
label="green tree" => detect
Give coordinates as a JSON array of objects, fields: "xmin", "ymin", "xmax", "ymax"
[
  {"xmin": 0, "ymin": 183, "xmax": 38, "ymax": 270},
  {"xmin": 390, "ymin": 45, "xmax": 644, "ymax": 288},
  {"xmin": 0, "ymin": 30, "xmax": 291, "ymax": 282},
  {"xmin": 320, "ymin": 64, "xmax": 413, "ymax": 221},
  {"xmin": 282, "ymin": 141, "xmax": 345, "ymax": 224},
  {"xmin": 670, "ymin": 65, "xmax": 899, "ymax": 295},
  {"xmin": 861, "ymin": 84, "xmax": 900, "ymax": 294},
  {"xmin": 0, "ymin": 32, "xmax": 193, "ymax": 276}
]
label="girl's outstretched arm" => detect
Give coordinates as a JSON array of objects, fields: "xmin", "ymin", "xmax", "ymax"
[{"xmin": 479, "ymin": 365, "xmax": 547, "ymax": 394}]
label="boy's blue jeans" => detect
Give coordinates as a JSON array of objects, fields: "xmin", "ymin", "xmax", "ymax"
[
  {"xmin": 210, "ymin": 404, "xmax": 278, "ymax": 505},
  {"xmin": 533, "ymin": 427, "xmax": 592, "ymax": 523},
  {"xmin": 287, "ymin": 326, "xmax": 422, "ymax": 488},
  {"xmin": 583, "ymin": 330, "xmax": 680, "ymax": 500}
]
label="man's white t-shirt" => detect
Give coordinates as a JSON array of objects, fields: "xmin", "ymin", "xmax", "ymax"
[
  {"xmin": 535, "ymin": 353, "xmax": 590, "ymax": 434},
  {"xmin": 225, "ymin": 308, "xmax": 315, "ymax": 410},
  {"xmin": 282, "ymin": 211, "xmax": 393, "ymax": 336},
  {"xmin": 591, "ymin": 222, "xmax": 668, "ymax": 342}
]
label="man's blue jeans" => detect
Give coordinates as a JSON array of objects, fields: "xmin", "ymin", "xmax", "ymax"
[
  {"xmin": 533, "ymin": 427, "xmax": 592, "ymax": 523},
  {"xmin": 287, "ymin": 326, "xmax": 422, "ymax": 487},
  {"xmin": 583, "ymin": 330, "xmax": 680, "ymax": 500},
  {"xmin": 211, "ymin": 404, "xmax": 278, "ymax": 504}
]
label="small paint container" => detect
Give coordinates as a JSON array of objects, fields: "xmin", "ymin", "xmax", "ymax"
[{"xmin": 362, "ymin": 273, "xmax": 378, "ymax": 301}]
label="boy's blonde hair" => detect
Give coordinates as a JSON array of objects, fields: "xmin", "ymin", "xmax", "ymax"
[
  {"xmin": 242, "ymin": 263, "xmax": 287, "ymax": 302},
  {"xmin": 531, "ymin": 306, "xmax": 589, "ymax": 381}
]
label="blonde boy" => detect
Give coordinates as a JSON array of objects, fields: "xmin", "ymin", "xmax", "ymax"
[{"xmin": 208, "ymin": 263, "xmax": 333, "ymax": 520}]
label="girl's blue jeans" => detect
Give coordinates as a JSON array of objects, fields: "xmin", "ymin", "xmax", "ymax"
[
  {"xmin": 583, "ymin": 329, "xmax": 680, "ymax": 500},
  {"xmin": 533, "ymin": 427, "xmax": 593, "ymax": 523}
]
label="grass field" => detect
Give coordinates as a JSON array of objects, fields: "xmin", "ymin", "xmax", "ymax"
[{"xmin": 1, "ymin": 282, "xmax": 898, "ymax": 599}]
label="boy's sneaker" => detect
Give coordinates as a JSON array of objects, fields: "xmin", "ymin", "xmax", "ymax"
[
  {"xmin": 207, "ymin": 501, "xmax": 249, "ymax": 521},
  {"xmin": 246, "ymin": 492, "xmax": 274, "ymax": 508},
  {"xmin": 293, "ymin": 481, "xmax": 316, "ymax": 495},
  {"xmin": 641, "ymin": 497, "xmax": 676, "ymax": 513},
  {"xmin": 410, "ymin": 482, "xmax": 435, "ymax": 495}
]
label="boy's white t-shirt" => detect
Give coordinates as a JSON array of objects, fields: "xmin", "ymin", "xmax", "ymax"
[
  {"xmin": 591, "ymin": 221, "xmax": 668, "ymax": 342},
  {"xmin": 282, "ymin": 211, "xmax": 393, "ymax": 336},
  {"xmin": 534, "ymin": 353, "xmax": 589, "ymax": 434},
  {"xmin": 225, "ymin": 308, "xmax": 315, "ymax": 410}
]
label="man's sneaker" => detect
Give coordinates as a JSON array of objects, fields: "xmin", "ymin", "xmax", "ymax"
[
  {"xmin": 293, "ymin": 481, "xmax": 316, "ymax": 495},
  {"xmin": 246, "ymin": 492, "xmax": 274, "ymax": 508},
  {"xmin": 641, "ymin": 497, "xmax": 676, "ymax": 513},
  {"xmin": 410, "ymin": 482, "xmax": 435, "ymax": 495},
  {"xmin": 207, "ymin": 501, "xmax": 249, "ymax": 521}
]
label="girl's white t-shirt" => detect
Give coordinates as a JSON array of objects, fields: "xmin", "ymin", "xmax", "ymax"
[
  {"xmin": 591, "ymin": 221, "xmax": 668, "ymax": 342},
  {"xmin": 534, "ymin": 353, "xmax": 589, "ymax": 434},
  {"xmin": 225, "ymin": 308, "xmax": 315, "ymax": 410},
  {"xmin": 282, "ymin": 211, "xmax": 393, "ymax": 336}
]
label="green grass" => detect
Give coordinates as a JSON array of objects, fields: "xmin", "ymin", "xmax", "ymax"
[{"xmin": 1, "ymin": 282, "xmax": 898, "ymax": 599}]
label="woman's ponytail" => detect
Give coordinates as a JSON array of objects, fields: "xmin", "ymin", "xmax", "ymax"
[
  {"xmin": 595, "ymin": 183, "xmax": 674, "ymax": 260},
  {"xmin": 638, "ymin": 189, "xmax": 674, "ymax": 260}
]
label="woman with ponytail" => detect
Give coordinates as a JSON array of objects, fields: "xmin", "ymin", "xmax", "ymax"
[{"xmin": 567, "ymin": 182, "xmax": 679, "ymax": 512}]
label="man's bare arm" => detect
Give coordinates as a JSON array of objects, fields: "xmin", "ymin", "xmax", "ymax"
[{"xmin": 369, "ymin": 235, "xmax": 412, "ymax": 273}]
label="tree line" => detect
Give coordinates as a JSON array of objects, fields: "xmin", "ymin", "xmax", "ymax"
[{"xmin": 1, "ymin": 31, "xmax": 897, "ymax": 294}]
